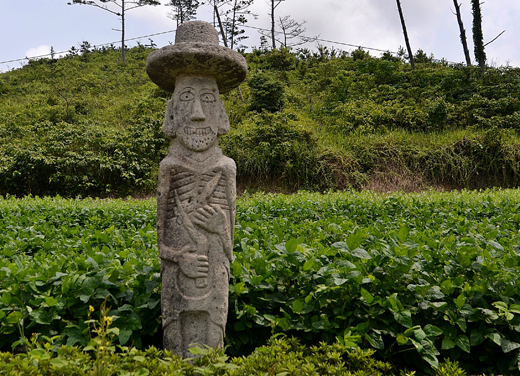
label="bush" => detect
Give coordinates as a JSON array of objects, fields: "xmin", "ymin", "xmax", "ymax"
[
  {"xmin": 247, "ymin": 71, "xmax": 285, "ymax": 113},
  {"xmin": 221, "ymin": 111, "xmax": 340, "ymax": 190},
  {"xmin": 0, "ymin": 118, "xmax": 168, "ymax": 197},
  {"xmin": 0, "ymin": 336, "xmax": 416, "ymax": 376}
]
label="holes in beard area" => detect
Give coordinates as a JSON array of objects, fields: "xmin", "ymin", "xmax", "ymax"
[{"xmin": 189, "ymin": 135, "xmax": 215, "ymax": 148}]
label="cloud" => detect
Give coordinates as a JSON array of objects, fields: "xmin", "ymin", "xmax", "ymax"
[
  {"xmin": 248, "ymin": 0, "xmax": 447, "ymax": 55},
  {"xmin": 25, "ymin": 45, "xmax": 52, "ymax": 59}
]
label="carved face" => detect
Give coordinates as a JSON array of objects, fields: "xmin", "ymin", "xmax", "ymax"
[{"xmin": 173, "ymin": 75, "xmax": 220, "ymax": 152}]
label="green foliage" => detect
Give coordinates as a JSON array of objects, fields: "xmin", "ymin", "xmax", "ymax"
[
  {"xmin": 229, "ymin": 190, "xmax": 520, "ymax": 374},
  {"xmin": 247, "ymin": 46, "xmax": 298, "ymax": 72},
  {"xmin": 306, "ymin": 55, "xmax": 520, "ymax": 134},
  {"xmin": 247, "ymin": 71, "xmax": 285, "ymax": 113},
  {"xmin": 228, "ymin": 336, "xmax": 395, "ymax": 375},
  {"xmin": 336, "ymin": 127, "xmax": 520, "ymax": 190},
  {"xmin": 0, "ymin": 118, "xmax": 168, "ymax": 196},
  {"xmin": 221, "ymin": 111, "xmax": 340, "ymax": 190},
  {"xmin": 3, "ymin": 45, "xmax": 520, "ymax": 196},
  {"xmin": 2, "ymin": 191, "xmax": 520, "ymax": 374},
  {"xmin": 0, "ymin": 46, "xmax": 169, "ymax": 197},
  {"xmin": 0, "ymin": 197, "xmax": 162, "ymax": 351},
  {"xmin": 414, "ymin": 49, "xmax": 435, "ymax": 64},
  {"xmin": 0, "ymin": 335, "xmax": 403, "ymax": 375},
  {"xmin": 435, "ymin": 360, "xmax": 468, "ymax": 376},
  {"xmin": 351, "ymin": 47, "xmax": 371, "ymax": 62}
]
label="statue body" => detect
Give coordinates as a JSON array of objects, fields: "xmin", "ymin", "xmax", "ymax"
[
  {"xmin": 157, "ymin": 154, "xmax": 235, "ymax": 356},
  {"xmin": 147, "ymin": 20, "xmax": 246, "ymax": 358},
  {"xmin": 156, "ymin": 75, "xmax": 235, "ymax": 358}
]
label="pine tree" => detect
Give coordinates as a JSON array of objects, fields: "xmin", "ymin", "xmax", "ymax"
[
  {"xmin": 167, "ymin": 0, "xmax": 203, "ymax": 27},
  {"xmin": 221, "ymin": 0, "xmax": 256, "ymax": 49},
  {"xmin": 68, "ymin": 0, "xmax": 160, "ymax": 63}
]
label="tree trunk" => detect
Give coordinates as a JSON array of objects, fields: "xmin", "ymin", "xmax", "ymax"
[
  {"xmin": 121, "ymin": 0, "xmax": 126, "ymax": 63},
  {"xmin": 453, "ymin": 0, "xmax": 472, "ymax": 66},
  {"xmin": 231, "ymin": 0, "xmax": 237, "ymax": 49},
  {"xmin": 271, "ymin": 0, "xmax": 276, "ymax": 49},
  {"xmin": 471, "ymin": 0, "xmax": 486, "ymax": 71},
  {"xmin": 214, "ymin": 4, "xmax": 243, "ymax": 101},
  {"xmin": 215, "ymin": 4, "xmax": 227, "ymax": 47},
  {"xmin": 396, "ymin": 0, "xmax": 414, "ymax": 70}
]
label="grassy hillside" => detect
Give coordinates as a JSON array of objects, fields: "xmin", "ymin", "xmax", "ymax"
[{"xmin": 1, "ymin": 44, "xmax": 520, "ymax": 196}]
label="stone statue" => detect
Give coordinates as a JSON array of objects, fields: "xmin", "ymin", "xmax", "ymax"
[{"xmin": 146, "ymin": 21, "xmax": 247, "ymax": 358}]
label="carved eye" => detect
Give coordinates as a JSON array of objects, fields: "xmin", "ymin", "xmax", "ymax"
[
  {"xmin": 200, "ymin": 93, "xmax": 216, "ymax": 102},
  {"xmin": 180, "ymin": 91, "xmax": 194, "ymax": 101}
]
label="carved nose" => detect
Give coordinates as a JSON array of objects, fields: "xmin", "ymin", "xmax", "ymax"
[{"xmin": 191, "ymin": 99, "xmax": 206, "ymax": 121}]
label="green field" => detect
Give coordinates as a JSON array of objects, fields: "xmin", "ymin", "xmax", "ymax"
[{"xmin": 2, "ymin": 190, "xmax": 520, "ymax": 374}]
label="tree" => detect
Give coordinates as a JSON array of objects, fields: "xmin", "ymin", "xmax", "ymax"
[
  {"xmin": 221, "ymin": 0, "xmax": 257, "ymax": 49},
  {"xmin": 68, "ymin": 0, "xmax": 160, "ymax": 63},
  {"xmin": 207, "ymin": 0, "xmax": 225, "ymax": 29},
  {"xmin": 395, "ymin": 0, "xmax": 415, "ymax": 70},
  {"xmin": 261, "ymin": 15, "xmax": 317, "ymax": 48},
  {"xmin": 167, "ymin": 0, "xmax": 203, "ymax": 27},
  {"xmin": 452, "ymin": 0, "xmax": 472, "ymax": 66},
  {"xmin": 277, "ymin": 16, "xmax": 304, "ymax": 48},
  {"xmin": 269, "ymin": 0, "xmax": 285, "ymax": 49},
  {"xmin": 471, "ymin": 0, "xmax": 486, "ymax": 71}
]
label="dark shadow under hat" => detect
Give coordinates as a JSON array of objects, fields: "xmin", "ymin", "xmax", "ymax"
[{"xmin": 146, "ymin": 21, "xmax": 247, "ymax": 94}]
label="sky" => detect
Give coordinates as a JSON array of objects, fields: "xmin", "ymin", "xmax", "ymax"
[{"xmin": 1, "ymin": 0, "xmax": 520, "ymax": 73}]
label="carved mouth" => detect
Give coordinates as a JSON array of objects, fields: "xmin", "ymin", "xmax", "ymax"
[{"xmin": 184, "ymin": 127, "xmax": 215, "ymax": 136}]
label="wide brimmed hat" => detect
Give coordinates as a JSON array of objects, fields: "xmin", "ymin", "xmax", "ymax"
[{"xmin": 146, "ymin": 21, "xmax": 247, "ymax": 94}]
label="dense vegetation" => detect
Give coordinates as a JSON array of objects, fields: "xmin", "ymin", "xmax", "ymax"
[
  {"xmin": 0, "ymin": 336, "xmax": 414, "ymax": 376},
  {"xmin": 2, "ymin": 43, "xmax": 520, "ymax": 374},
  {"xmin": 2, "ymin": 190, "xmax": 520, "ymax": 374},
  {"xmin": 1, "ymin": 45, "xmax": 520, "ymax": 196}
]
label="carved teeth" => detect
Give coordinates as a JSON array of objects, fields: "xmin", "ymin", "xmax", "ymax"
[{"xmin": 184, "ymin": 127, "xmax": 214, "ymax": 136}]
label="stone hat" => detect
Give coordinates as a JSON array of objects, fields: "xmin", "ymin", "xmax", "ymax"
[{"xmin": 146, "ymin": 21, "xmax": 247, "ymax": 94}]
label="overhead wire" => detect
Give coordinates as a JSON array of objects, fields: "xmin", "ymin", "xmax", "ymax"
[
  {"xmin": 0, "ymin": 22, "xmax": 463, "ymax": 66},
  {"xmin": 0, "ymin": 29, "xmax": 178, "ymax": 65}
]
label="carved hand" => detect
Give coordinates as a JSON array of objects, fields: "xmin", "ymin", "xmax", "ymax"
[
  {"xmin": 178, "ymin": 247, "xmax": 209, "ymax": 279},
  {"xmin": 192, "ymin": 204, "xmax": 229, "ymax": 234}
]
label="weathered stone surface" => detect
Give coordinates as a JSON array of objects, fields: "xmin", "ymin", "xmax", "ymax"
[
  {"xmin": 147, "ymin": 21, "xmax": 245, "ymax": 358},
  {"xmin": 146, "ymin": 21, "xmax": 247, "ymax": 94}
]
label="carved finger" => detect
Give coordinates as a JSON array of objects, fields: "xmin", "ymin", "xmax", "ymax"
[
  {"xmin": 215, "ymin": 205, "xmax": 226, "ymax": 216},
  {"xmin": 204, "ymin": 205, "xmax": 217, "ymax": 215},
  {"xmin": 193, "ymin": 212, "xmax": 209, "ymax": 222},
  {"xmin": 192, "ymin": 218, "xmax": 209, "ymax": 229},
  {"xmin": 197, "ymin": 207, "xmax": 211, "ymax": 219},
  {"xmin": 191, "ymin": 217, "xmax": 203, "ymax": 227}
]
